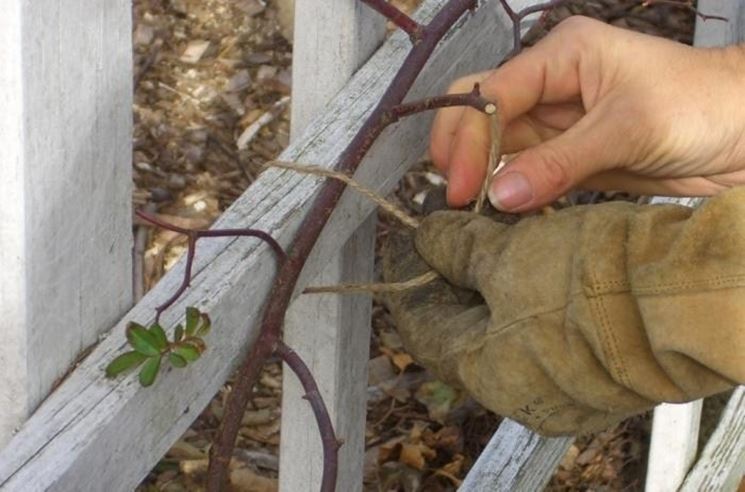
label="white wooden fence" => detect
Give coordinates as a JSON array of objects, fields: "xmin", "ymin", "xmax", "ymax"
[
  {"xmin": 0, "ymin": 0, "xmax": 133, "ymax": 447},
  {"xmin": 0, "ymin": 0, "xmax": 742, "ymax": 490}
]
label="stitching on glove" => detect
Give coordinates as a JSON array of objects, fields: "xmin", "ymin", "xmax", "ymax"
[
  {"xmin": 588, "ymin": 272, "xmax": 632, "ymax": 389},
  {"xmin": 587, "ymin": 273, "xmax": 745, "ymax": 295},
  {"xmin": 633, "ymin": 273, "xmax": 745, "ymax": 295}
]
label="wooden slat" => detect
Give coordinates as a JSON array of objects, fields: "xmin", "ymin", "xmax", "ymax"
[
  {"xmin": 691, "ymin": 0, "xmax": 745, "ymax": 47},
  {"xmin": 0, "ymin": 0, "xmax": 132, "ymax": 447},
  {"xmin": 279, "ymin": 1, "xmax": 383, "ymax": 490},
  {"xmin": 645, "ymin": 199, "xmax": 705, "ymax": 492},
  {"xmin": 0, "ymin": 0, "xmax": 530, "ymax": 489},
  {"xmin": 459, "ymin": 420, "xmax": 572, "ymax": 491},
  {"xmin": 646, "ymin": 401, "xmax": 703, "ymax": 491},
  {"xmin": 681, "ymin": 387, "xmax": 745, "ymax": 492},
  {"xmin": 281, "ymin": 214, "xmax": 377, "ymax": 491}
]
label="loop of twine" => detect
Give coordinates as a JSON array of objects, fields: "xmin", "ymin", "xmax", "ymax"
[
  {"xmin": 475, "ymin": 108, "xmax": 502, "ymax": 213},
  {"xmin": 267, "ymin": 104, "xmax": 501, "ymax": 295}
]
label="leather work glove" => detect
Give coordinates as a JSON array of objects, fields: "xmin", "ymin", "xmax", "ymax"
[{"xmin": 382, "ymin": 188, "xmax": 745, "ymax": 436}]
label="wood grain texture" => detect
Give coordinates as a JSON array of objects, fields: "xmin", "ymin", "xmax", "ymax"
[
  {"xmin": 0, "ymin": 0, "xmax": 132, "ymax": 447},
  {"xmin": 289, "ymin": 0, "xmax": 385, "ymax": 139},
  {"xmin": 681, "ymin": 387, "xmax": 745, "ymax": 492},
  {"xmin": 281, "ymin": 215, "xmax": 376, "ymax": 492},
  {"xmin": 692, "ymin": 0, "xmax": 745, "ymax": 47},
  {"xmin": 646, "ymin": 401, "xmax": 703, "ymax": 492},
  {"xmin": 0, "ymin": 0, "xmax": 527, "ymax": 489},
  {"xmin": 460, "ymin": 420, "xmax": 572, "ymax": 491},
  {"xmin": 280, "ymin": 2, "xmax": 383, "ymax": 490}
]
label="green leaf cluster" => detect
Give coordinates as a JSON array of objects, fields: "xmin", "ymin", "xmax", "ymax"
[{"xmin": 105, "ymin": 306, "xmax": 212, "ymax": 387}]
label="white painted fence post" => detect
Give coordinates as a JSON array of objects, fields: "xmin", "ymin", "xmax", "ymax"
[
  {"xmin": 279, "ymin": 1, "xmax": 385, "ymax": 490},
  {"xmin": 0, "ymin": 1, "xmax": 133, "ymax": 447}
]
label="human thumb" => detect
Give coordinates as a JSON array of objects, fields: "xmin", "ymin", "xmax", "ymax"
[{"xmin": 488, "ymin": 116, "xmax": 617, "ymax": 212}]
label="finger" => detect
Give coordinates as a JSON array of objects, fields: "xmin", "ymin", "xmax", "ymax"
[
  {"xmin": 446, "ymin": 107, "xmax": 491, "ymax": 206},
  {"xmin": 499, "ymin": 102, "xmax": 586, "ymax": 153},
  {"xmin": 381, "ymin": 228, "xmax": 491, "ymax": 380},
  {"xmin": 446, "ymin": 102, "xmax": 585, "ymax": 206},
  {"xmin": 430, "ymin": 71, "xmax": 493, "ymax": 173},
  {"xmin": 475, "ymin": 18, "xmax": 591, "ymax": 126},
  {"xmin": 415, "ymin": 210, "xmax": 511, "ymax": 292},
  {"xmin": 488, "ymin": 108, "xmax": 622, "ymax": 212}
]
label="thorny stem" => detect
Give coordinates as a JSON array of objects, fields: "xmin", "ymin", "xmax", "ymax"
[
  {"xmin": 498, "ymin": 0, "xmax": 568, "ymax": 57},
  {"xmin": 207, "ymin": 0, "xmax": 485, "ymax": 489},
  {"xmin": 198, "ymin": 0, "xmax": 564, "ymax": 490},
  {"xmin": 275, "ymin": 341, "xmax": 341, "ymax": 492},
  {"xmin": 136, "ymin": 210, "xmax": 286, "ymax": 321},
  {"xmin": 384, "ymin": 83, "xmax": 496, "ymax": 124},
  {"xmin": 361, "ymin": 0, "xmax": 423, "ymax": 40},
  {"xmin": 140, "ymin": 0, "xmax": 714, "ymax": 488}
]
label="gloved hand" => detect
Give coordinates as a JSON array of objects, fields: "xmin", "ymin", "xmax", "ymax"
[{"xmin": 382, "ymin": 188, "xmax": 745, "ymax": 436}]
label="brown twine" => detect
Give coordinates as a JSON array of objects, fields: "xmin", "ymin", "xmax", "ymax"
[
  {"xmin": 304, "ymin": 270, "xmax": 440, "ymax": 294},
  {"xmin": 269, "ymin": 103, "xmax": 502, "ymax": 295},
  {"xmin": 474, "ymin": 109, "xmax": 502, "ymax": 214},
  {"xmin": 266, "ymin": 160, "xmax": 420, "ymax": 229}
]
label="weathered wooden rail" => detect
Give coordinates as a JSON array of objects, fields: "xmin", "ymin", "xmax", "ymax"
[{"xmin": 0, "ymin": 0, "xmax": 742, "ymax": 490}]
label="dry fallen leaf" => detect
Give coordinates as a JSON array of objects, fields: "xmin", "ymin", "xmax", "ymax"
[
  {"xmin": 399, "ymin": 442, "xmax": 435, "ymax": 471},
  {"xmin": 378, "ymin": 436, "xmax": 405, "ymax": 464},
  {"xmin": 391, "ymin": 352, "xmax": 414, "ymax": 373}
]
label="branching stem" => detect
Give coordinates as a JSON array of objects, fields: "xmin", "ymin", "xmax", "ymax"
[
  {"xmin": 206, "ymin": 0, "xmax": 487, "ymax": 490},
  {"xmin": 384, "ymin": 84, "xmax": 496, "ymax": 124},
  {"xmin": 136, "ymin": 210, "xmax": 286, "ymax": 320},
  {"xmin": 499, "ymin": 0, "xmax": 567, "ymax": 57},
  {"xmin": 122, "ymin": 0, "xmax": 567, "ymax": 490},
  {"xmin": 275, "ymin": 341, "xmax": 341, "ymax": 491}
]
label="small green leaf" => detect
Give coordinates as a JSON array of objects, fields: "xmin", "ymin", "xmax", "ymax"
[
  {"xmin": 106, "ymin": 351, "xmax": 148, "ymax": 378},
  {"xmin": 174, "ymin": 344, "xmax": 201, "ymax": 362},
  {"xmin": 183, "ymin": 337, "xmax": 206, "ymax": 353},
  {"xmin": 168, "ymin": 352, "xmax": 188, "ymax": 368},
  {"xmin": 185, "ymin": 307, "xmax": 200, "ymax": 336},
  {"xmin": 174, "ymin": 324, "xmax": 184, "ymax": 342},
  {"xmin": 126, "ymin": 322, "xmax": 160, "ymax": 357},
  {"xmin": 139, "ymin": 356, "xmax": 161, "ymax": 387},
  {"xmin": 196, "ymin": 313, "xmax": 212, "ymax": 337},
  {"xmin": 148, "ymin": 323, "xmax": 168, "ymax": 350}
]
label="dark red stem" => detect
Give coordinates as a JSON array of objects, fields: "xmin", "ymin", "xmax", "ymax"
[
  {"xmin": 499, "ymin": 0, "xmax": 567, "ymax": 57},
  {"xmin": 275, "ymin": 341, "xmax": 340, "ymax": 492},
  {"xmin": 136, "ymin": 210, "xmax": 286, "ymax": 320},
  {"xmin": 155, "ymin": 235, "xmax": 196, "ymax": 322},
  {"xmin": 361, "ymin": 0, "xmax": 423, "ymax": 40},
  {"xmin": 385, "ymin": 84, "xmax": 496, "ymax": 123},
  {"xmin": 206, "ymin": 0, "xmax": 480, "ymax": 490}
]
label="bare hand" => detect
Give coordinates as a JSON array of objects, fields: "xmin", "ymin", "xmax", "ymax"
[{"xmin": 431, "ymin": 16, "xmax": 745, "ymax": 211}]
